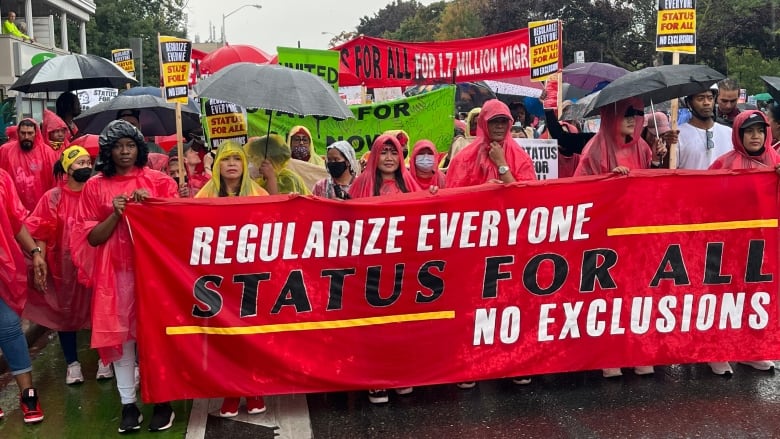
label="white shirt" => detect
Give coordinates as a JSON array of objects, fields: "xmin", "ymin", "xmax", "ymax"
[{"xmin": 676, "ymin": 122, "xmax": 732, "ymax": 170}]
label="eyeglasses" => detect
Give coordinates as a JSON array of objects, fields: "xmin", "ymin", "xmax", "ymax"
[
  {"xmin": 705, "ymin": 130, "xmax": 714, "ymax": 150},
  {"xmin": 290, "ymin": 136, "xmax": 310, "ymax": 143},
  {"xmin": 624, "ymin": 107, "xmax": 644, "ymax": 118}
]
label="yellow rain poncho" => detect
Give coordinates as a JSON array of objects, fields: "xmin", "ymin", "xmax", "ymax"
[
  {"xmin": 195, "ymin": 140, "xmax": 267, "ymax": 198},
  {"xmin": 244, "ymin": 134, "xmax": 311, "ymax": 195},
  {"xmin": 287, "ymin": 125, "xmax": 325, "ymax": 166}
]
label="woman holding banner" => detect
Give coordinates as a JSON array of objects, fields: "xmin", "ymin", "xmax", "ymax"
[
  {"xmin": 24, "ymin": 145, "xmax": 112, "ymax": 385},
  {"xmin": 312, "ymin": 140, "xmax": 359, "ymax": 200},
  {"xmin": 195, "ymin": 141, "xmax": 271, "ymax": 416},
  {"xmin": 348, "ymin": 133, "xmax": 423, "ymax": 404},
  {"xmin": 71, "ymin": 120, "xmax": 181, "ymax": 433}
]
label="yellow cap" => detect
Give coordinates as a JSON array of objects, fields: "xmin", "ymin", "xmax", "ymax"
[{"xmin": 61, "ymin": 145, "xmax": 90, "ymax": 171}]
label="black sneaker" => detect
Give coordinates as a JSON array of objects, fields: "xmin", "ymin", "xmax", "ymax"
[
  {"xmin": 148, "ymin": 402, "xmax": 175, "ymax": 432},
  {"xmin": 118, "ymin": 403, "xmax": 143, "ymax": 433}
]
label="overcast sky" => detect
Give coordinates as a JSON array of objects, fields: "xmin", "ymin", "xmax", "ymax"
[{"xmin": 186, "ymin": 0, "xmax": 439, "ymax": 53}]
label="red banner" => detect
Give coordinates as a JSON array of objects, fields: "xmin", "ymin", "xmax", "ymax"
[
  {"xmin": 333, "ymin": 28, "xmax": 530, "ymax": 88},
  {"xmin": 126, "ymin": 170, "xmax": 780, "ymax": 403}
]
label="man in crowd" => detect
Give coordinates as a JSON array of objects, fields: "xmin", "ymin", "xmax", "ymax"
[
  {"xmin": 716, "ymin": 78, "xmax": 741, "ymax": 127},
  {"xmin": 676, "ymin": 88, "xmax": 733, "ymax": 171},
  {"xmin": 2, "ymin": 11, "xmax": 33, "ymax": 42},
  {"xmin": 0, "ymin": 119, "xmax": 59, "ymax": 210},
  {"xmin": 55, "ymin": 92, "xmax": 82, "ymax": 140}
]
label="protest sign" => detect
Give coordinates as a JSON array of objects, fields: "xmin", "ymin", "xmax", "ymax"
[
  {"xmin": 528, "ymin": 20, "xmax": 562, "ymax": 82},
  {"xmin": 656, "ymin": 0, "xmax": 696, "ymax": 53},
  {"xmin": 201, "ymin": 98, "xmax": 248, "ymax": 149},
  {"xmin": 334, "ymin": 28, "xmax": 530, "ymax": 88},
  {"xmin": 128, "ymin": 170, "xmax": 780, "ymax": 402},
  {"xmin": 516, "ymin": 138, "xmax": 558, "ymax": 179},
  {"xmin": 158, "ymin": 35, "xmax": 192, "ymax": 103},
  {"xmin": 277, "ymin": 47, "xmax": 341, "ymax": 91},
  {"xmin": 246, "ymin": 85, "xmax": 455, "ymax": 156},
  {"xmin": 111, "ymin": 48, "xmax": 135, "ymax": 77},
  {"xmin": 75, "ymin": 88, "xmax": 119, "ymax": 112}
]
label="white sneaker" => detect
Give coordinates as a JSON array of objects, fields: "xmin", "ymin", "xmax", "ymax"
[
  {"xmin": 634, "ymin": 366, "xmax": 655, "ymax": 375},
  {"xmin": 456, "ymin": 382, "xmax": 476, "ymax": 389},
  {"xmin": 512, "ymin": 376, "xmax": 532, "ymax": 385},
  {"xmin": 709, "ymin": 362, "xmax": 734, "ymax": 376},
  {"xmin": 602, "ymin": 368, "xmax": 622, "ymax": 378},
  {"xmin": 66, "ymin": 361, "xmax": 84, "ymax": 385},
  {"xmin": 738, "ymin": 360, "xmax": 775, "ymax": 371},
  {"xmin": 367, "ymin": 389, "xmax": 389, "ymax": 404},
  {"xmin": 394, "ymin": 387, "xmax": 413, "ymax": 395},
  {"xmin": 96, "ymin": 360, "xmax": 114, "ymax": 380}
]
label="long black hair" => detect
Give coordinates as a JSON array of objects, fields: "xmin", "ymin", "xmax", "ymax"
[{"xmin": 97, "ymin": 120, "xmax": 148, "ymax": 177}]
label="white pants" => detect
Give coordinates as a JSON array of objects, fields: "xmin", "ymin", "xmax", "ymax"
[{"xmin": 114, "ymin": 340, "xmax": 137, "ymax": 404}]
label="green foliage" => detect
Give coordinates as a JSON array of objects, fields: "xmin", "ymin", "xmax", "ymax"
[
  {"xmin": 83, "ymin": 0, "xmax": 187, "ymax": 85},
  {"xmin": 436, "ymin": 0, "xmax": 485, "ymax": 41},
  {"xmin": 725, "ymin": 47, "xmax": 780, "ymax": 95},
  {"xmin": 385, "ymin": 1, "xmax": 447, "ymax": 42},
  {"xmin": 357, "ymin": 0, "xmax": 423, "ymax": 37}
]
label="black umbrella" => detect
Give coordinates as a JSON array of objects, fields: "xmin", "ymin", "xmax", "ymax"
[
  {"xmin": 10, "ymin": 54, "xmax": 138, "ymax": 93},
  {"xmin": 585, "ymin": 64, "xmax": 725, "ymax": 117},
  {"xmin": 73, "ymin": 95, "xmax": 201, "ymax": 136},
  {"xmin": 760, "ymin": 76, "xmax": 780, "ymax": 102}
]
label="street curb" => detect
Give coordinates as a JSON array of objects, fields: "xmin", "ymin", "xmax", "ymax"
[{"xmin": 0, "ymin": 320, "xmax": 49, "ymax": 375}]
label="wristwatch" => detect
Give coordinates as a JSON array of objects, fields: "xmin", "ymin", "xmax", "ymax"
[
  {"xmin": 498, "ymin": 165, "xmax": 510, "ymax": 175},
  {"xmin": 30, "ymin": 246, "xmax": 42, "ymax": 256}
]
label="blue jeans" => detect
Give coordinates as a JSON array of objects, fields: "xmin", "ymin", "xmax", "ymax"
[{"xmin": 0, "ymin": 296, "xmax": 32, "ymax": 375}]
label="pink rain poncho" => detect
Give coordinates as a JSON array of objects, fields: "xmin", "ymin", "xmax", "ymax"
[
  {"xmin": 24, "ymin": 185, "xmax": 92, "ymax": 330},
  {"xmin": 42, "ymin": 109, "xmax": 71, "ymax": 151},
  {"xmin": 72, "ymin": 167, "xmax": 178, "ymax": 361},
  {"xmin": 0, "ymin": 118, "xmax": 60, "ymax": 210},
  {"xmin": 445, "ymin": 99, "xmax": 536, "ymax": 188},
  {"xmin": 409, "ymin": 139, "xmax": 446, "ymax": 190},
  {"xmin": 0, "ymin": 168, "xmax": 30, "ymax": 314},
  {"xmin": 574, "ymin": 98, "xmax": 653, "ymax": 176},
  {"xmin": 709, "ymin": 110, "xmax": 780, "ymax": 170},
  {"xmin": 349, "ymin": 134, "xmax": 421, "ymax": 198}
]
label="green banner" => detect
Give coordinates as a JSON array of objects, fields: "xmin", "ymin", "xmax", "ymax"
[
  {"xmin": 277, "ymin": 47, "xmax": 340, "ymax": 91},
  {"xmin": 247, "ymin": 86, "xmax": 456, "ymax": 157}
]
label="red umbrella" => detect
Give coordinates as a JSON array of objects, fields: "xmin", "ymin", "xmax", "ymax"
[
  {"xmin": 267, "ymin": 54, "xmax": 361, "ymax": 86},
  {"xmin": 71, "ymin": 134, "xmax": 99, "ymax": 159},
  {"xmin": 155, "ymin": 134, "xmax": 183, "ymax": 151},
  {"xmin": 200, "ymin": 45, "xmax": 273, "ymax": 75}
]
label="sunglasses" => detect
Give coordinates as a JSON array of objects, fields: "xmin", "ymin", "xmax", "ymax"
[
  {"xmin": 290, "ymin": 136, "xmax": 310, "ymax": 143},
  {"xmin": 624, "ymin": 107, "xmax": 644, "ymax": 118},
  {"xmin": 705, "ymin": 130, "xmax": 714, "ymax": 150}
]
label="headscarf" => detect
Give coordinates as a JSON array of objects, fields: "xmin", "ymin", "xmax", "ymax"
[
  {"xmin": 196, "ymin": 140, "xmax": 267, "ymax": 197},
  {"xmin": 42, "ymin": 109, "xmax": 70, "ymax": 151},
  {"xmin": 709, "ymin": 110, "xmax": 780, "ymax": 170},
  {"xmin": 465, "ymin": 107, "xmax": 481, "ymax": 137},
  {"xmin": 244, "ymin": 134, "xmax": 311, "ymax": 194},
  {"xmin": 410, "ymin": 139, "xmax": 446, "ymax": 190},
  {"xmin": 314, "ymin": 140, "xmax": 360, "ymax": 199},
  {"xmin": 60, "ymin": 145, "xmax": 90, "ymax": 171},
  {"xmin": 287, "ymin": 125, "xmax": 325, "ymax": 166},
  {"xmin": 574, "ymin": 97, "xmax": 652, "ymax": 176},
  {"xmin": 349, "ymin": 134, "xmax": 421, "ymax": 198},
  {"xmin": 445, "ymin": 99, "xmax": 536, "ymax": 188}
]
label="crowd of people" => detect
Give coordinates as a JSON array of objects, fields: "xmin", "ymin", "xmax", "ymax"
[{"xmin": 0, "ymin": 74, "xmax": 778, "ymax": 432}]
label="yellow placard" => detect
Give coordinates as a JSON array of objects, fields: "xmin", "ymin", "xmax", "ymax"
[
  {"xmin": 528, "ymin": 19, "xmax": 561, "ymax": 82},
  {"xmin": 656, "ymin": 0, "xmax": 696, "ymax": 54},
  {"xmin": 111, "ymin": 48, "xmax": 135, "ymax": 77},
  {"xmin": 158, "ymin": 36, "xmax": 192, "ymax": 103}
]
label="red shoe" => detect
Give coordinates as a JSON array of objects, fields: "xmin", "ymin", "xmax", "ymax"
[
  {"xmin": 219, "ymin": 397, "xmax": 240, "ymax": 418},
  {"xmin": 20, "ymin": 388, "xmax": 44, "ymax": 424},
  {"xmin": 246, "ymin": 396, "xmax": 266, "ymax": 414}
]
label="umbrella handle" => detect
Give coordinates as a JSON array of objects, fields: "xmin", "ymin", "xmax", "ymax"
[{"xmin": 264, "ymin": 113, "xmax": 272, "ymax": 159}]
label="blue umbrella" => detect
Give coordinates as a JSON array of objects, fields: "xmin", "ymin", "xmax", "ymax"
[{"xmin": 122, "ymin": 86, "xmax": 200, "ymax": 114}]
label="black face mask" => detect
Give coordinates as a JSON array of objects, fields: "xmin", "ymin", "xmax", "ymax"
[
  {"xmin": 20, "ymin": 140, "xmax": 33, "ymax": 151},
  {"xmin": 71, "ymin": 167, "xmax": 93, "ymax": 183},
  {"xmin": 327, "ymin": 161, "xmax": 349, "ymax": 178}
]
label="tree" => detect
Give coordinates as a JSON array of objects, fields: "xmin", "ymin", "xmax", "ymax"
[
  {"xmin": 76, "ymin": 0, "xmax": 187, "ymax": 86},
  {"xmin": 436, "ymin": 0, "xmax": 486, "ymax": 41},
  {"xmin": 357, "ymin": 0, "xmax": 423, "ymax": 38},
  {"xmin": 385, "ymin": 1, "xmax": 447, "ymax": 42}
]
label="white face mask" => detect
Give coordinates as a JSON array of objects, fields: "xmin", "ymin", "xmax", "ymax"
[
  {"xmin": 415, "ymin": 154, "xmax": 435, "ymax": 171},
  {"xmin": 247, "ymin": 162, "xmax": 261, "ymax": 179}
]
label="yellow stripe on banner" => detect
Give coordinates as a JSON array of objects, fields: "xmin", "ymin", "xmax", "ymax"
[
  {"xmin": 166, "ymin": 311, "xmax": 456, "ymax": 336},
  {"xmin": 607, "ymin": 219, "xmax": 778, "ymax": 237}
]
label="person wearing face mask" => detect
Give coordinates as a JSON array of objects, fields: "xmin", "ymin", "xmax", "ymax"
[
  {"xmin": 410, "ymin": 140, "xmax": 445, "ymax": 190},
  {"xmin": 0, "ymin": 118, "xmax": 59, "ymax": 210},
  {"xmin": 312, "ymin": 140, "xmax": 360, "ymax": 200},
  {"xmin": 287, "ymin": 126, "xmax": 325, "ymax": 166},
  {"xmin": 24, "ymin": 145, "xmax": 109, "ymax": 385}
]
